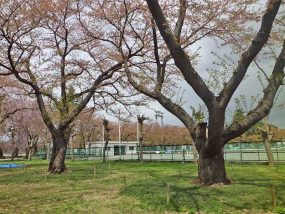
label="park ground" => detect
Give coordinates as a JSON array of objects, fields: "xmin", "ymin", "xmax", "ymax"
[{"xmin": 0, "ymin": 160, "xmax": 285, "ymax": 214}]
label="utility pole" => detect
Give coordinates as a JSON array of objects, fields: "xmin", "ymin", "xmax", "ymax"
[{"xmin": 118, "ymin": 110, "xmax": 122, "ymax": 160}]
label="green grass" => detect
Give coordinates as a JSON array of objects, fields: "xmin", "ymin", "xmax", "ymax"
[{"xmin": 0, "ymin": 160, "xmax": 284, "ymax": 213}]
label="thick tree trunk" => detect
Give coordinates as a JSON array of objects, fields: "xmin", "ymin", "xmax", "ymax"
[
  {"xmin": 0, "ymin": 147, "xmax": 3, "ymax": 159},
  {"xmin": 102, "ymin": 140, "xmax": 108, "ymax": 163},
  {"xmin": 48, "ymin": 129, "xmax": 70, "ymax": 173},
  {"xmin": 198, "ymin": 146, "xmax": 230, "ymax": 185},
  {"xmin": 193, "ymin": 121, "xmax": 230, "ymax": 185}
]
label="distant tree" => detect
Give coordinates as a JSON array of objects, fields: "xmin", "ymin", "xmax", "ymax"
[
  {"xmin": 25, "ymin": 129, "xmax": 39, "ymax": 160},
  {"xmin": 144, "ymin": 123, "xmax": 192, "ymax": 146},
  {"xmin": 137, "ymin": 115, "xmax": 146, "ymax": 162},
  {"xmin": 0, "ymin": 97, "xmax": 47, "ymax": 157},
  {"xmin": 232, "ymin": 95, "xmax": 274, "ymax": 166},
  {"xmin": 11, "ymin": 147, "xmax": 19, "ymax": 161},
  {"xmin": 102, "ymin": 118, "xmax": 111, "ymax": 163},
  {"xmin": 0, "ymin": 147, "xmax": 3, "ymax": 159},
  {"xmin": 73, "ymin": 109, "xmax": 99, "ymax": 149},
  {"xmin": 0, "ymin": 80, "xmax": 26, "ymax": 126},
  {"xmin": 120, "ymin": 122, "xmax": 137, "ymax": 141}
]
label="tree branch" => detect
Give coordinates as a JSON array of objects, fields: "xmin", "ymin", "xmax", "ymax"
[
  {"xmin": 174, "ymin": 0, "xmax": 187, "ymax": 42},
  {"xmin": 218, "ymin": 0, "xmax": 282, "ymax": 107},
  {"xmin": 125, "ymin": 62, "xmax": 195, "ymax": 130},
  {"xmin": 224, "ymin": 39, "xmax": 285, "ymax": 142},
  {"xmin": 145, "ymin": 0, "xmax": 214, "ymax": 108}
]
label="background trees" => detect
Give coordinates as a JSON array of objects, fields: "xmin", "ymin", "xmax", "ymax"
[
  {"xmin": 0, "ymin": 0, "xmax": 144, "ymax": 173},
  {"xmin": 0, "ymin": 98, "xmax": 47, "ymax": 158}
]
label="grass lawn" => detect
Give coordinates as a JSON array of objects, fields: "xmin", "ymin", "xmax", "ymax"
[{"xmin": 0, "ymin": 160, "xmax": 284, "ymax": 214}]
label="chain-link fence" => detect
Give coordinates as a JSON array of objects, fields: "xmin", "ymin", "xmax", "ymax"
[{"xmin": 35, "ymin": 142, "xmax": 285, "ymax": 163}]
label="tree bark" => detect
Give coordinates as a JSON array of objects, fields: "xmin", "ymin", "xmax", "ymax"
[
  {"xmin": 46, "ymin": 142, "xmax": 50, "ymax": 160},
  {"xmin": 11, "ymin": 147, "xmax": 19, "ymax": 161},
  {"xmin": 102, "ymin": 140, "xmax": 108, "ymax": 163},
  {"xmin": 138, "ymin": 122, "xmax": 143, "ymax": 162},
  {"xmin": 192, "ymin": 141, "xmax": 198, "ymax": 163},
  {"xmin": 264, "ymin": 140, "xmax": 274, "ymax": 167},
  {"xmin": 102, "ymin": 118, "xmax": 111, "ymax": 163},
  {"xmin": 137, "ymin": 115, "xmax": 146, "ymax": 162},
  {"xmin": 263, "ymin": 116, "xmax": 274, "ymax": 167},
  {"xmin": 48, "ymin": 129, "xmax": 70, "ymax": 173},
  {"xmin": 192, "ymin": 122, "xmax": 230, "ymax": 185},
  {"xmin": 199, "ymin": 146, "xmax": 230, "ymax": 185},
  {"xmin": 139, "ymin": 135, "xmax": 143, "ymax": 162},
  {"xmin": 26, "ymin": 136, "xmax": 38, "ymax": 160},
  {"xmin": 0, "ymin": 147, "xmax": 3, "ymax": 159}
]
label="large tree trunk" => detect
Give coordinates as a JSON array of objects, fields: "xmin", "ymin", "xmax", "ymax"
[
  {"xmin": 193, "ymin": 122, "xmax": 230, "ymax": 185},
  {"xmin": 48, "ymin": 129, "xmax": 70, "ymax": 173},
  {"xmin": 198, "ymin": 146, "xmax": 230, "ymax": 185}
]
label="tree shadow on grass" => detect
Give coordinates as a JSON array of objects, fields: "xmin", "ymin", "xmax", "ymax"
[
  {"xmin": 121, "ymin": 176, "xmax": 222, "ymax": 213},
  {"xmin": 223, "ymin": 178, "xmax": 285, "ymax": 211},
  {"xmin": 233, "ymin": 177, "xmax": 284, "ymax": 188},
  {"xmin": 168, "ymin": 185, "xmax": 204, "ymax": 212}
]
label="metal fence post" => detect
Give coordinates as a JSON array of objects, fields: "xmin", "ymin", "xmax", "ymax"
[{"xmin": 257, "ymin": 143, "xmax": 260, "ymax": 163}]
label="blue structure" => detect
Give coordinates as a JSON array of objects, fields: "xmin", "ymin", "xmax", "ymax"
[{"xmin": 0, "ymin": 163, "xmax": 24, "ymax": 168}]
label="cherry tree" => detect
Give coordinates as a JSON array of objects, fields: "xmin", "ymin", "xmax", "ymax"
[
  {"xmin": 124, "ymin": 0, "xmax": 285, "ymax": 184},
  {"xmin": 0, "ymin": 0, "xmax": 144, "ymax": 173}
]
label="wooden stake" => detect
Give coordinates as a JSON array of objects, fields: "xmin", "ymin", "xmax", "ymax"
[
  {"xmin": 166, "ymin": 183, "xmax": 170, "ymax": 204},
  {"xmin": 123, "ymin": 175, "xmax": 127, "ymax": 190},
  {"xmin": 94, "ymin": 166, "xmax": 96, "ymax": 179},
  {"xmin": 108, "ymin": 163, "xmax": 111, "ymax": 171},
  {"xmin": 44, "ymin": 170, "xmax": 47, "ymax": 183},
  {"xmin": 271, "ymin": 185, "xmax": 276, "ymax": 208}
]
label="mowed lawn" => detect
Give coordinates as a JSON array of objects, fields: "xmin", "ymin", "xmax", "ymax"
[{"xmin": 0, "ymin": 160, "xmax": 284, "ymax": 214}]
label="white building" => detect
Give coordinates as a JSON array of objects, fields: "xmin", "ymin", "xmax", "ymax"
[{"xmin": 85, "ymin": 141, "xmax": 138, "ymax": 156}]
